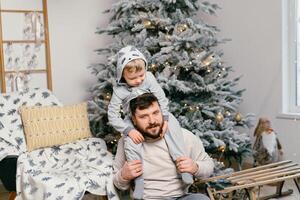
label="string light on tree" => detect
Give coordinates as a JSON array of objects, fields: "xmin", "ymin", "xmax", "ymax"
[
  {"xmin": 149, "ymin": 63, "xmax": 158, "ymax": 71},
  {"xmin": 177, "ymin": 23, "xmax": 188, "ymax": 33},
  {"xmin": 104, "ymin": 92, "xmax": 111, "ymax": 101},
  {"xmin": 224, "ymin": 110, "xmax": 231, "ymax": 117},
  {"xmin": 189, "ymin": 106, "xmax": 194, "ymax": 111},
  {"xmin": 164, "ymin": 61, "xmax": 170, "ymax": 67}
]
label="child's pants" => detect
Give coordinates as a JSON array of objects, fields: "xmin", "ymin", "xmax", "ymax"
[{"xmin": 124, "ymin": 113, "xmax": 193, "ymax": 199}]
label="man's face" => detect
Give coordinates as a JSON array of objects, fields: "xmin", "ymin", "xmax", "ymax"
[{"xmin": 132, "ymin": 101, "xmax": 164, "ymax": 139}]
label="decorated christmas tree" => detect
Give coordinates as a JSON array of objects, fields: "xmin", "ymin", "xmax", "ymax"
[{"xmin": 88, "ymin": 0, "xmax": 254, "ymax": 169}]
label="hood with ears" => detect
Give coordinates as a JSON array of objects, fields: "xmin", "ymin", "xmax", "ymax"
[{"xmin": 116, "ymin": 46, "xmax": 148, "ymax": 84}]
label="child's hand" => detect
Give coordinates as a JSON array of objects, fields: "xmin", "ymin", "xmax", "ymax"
[
  {"xmin": 128, "ymin": 129, "xmax": 144, "ymax": 144},
  {"xmin": 160, "ymin": 121, "xmax": 168, "ymax": 138}
]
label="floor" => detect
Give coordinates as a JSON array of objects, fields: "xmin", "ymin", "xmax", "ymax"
[
  {"xmin": 0, "ymin": 180, "xmax": 299, "ymax": 199},
  {"xmin": 0, "ymin": 182, "xmax": 9, "ymax": 199}
]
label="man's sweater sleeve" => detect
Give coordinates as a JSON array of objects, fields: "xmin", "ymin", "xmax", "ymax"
[
  {"xmin": 113, "ymin": 137, "xmax": 131, "ymax": 190},
  {"xmin": 185, "ymin": 129, "xmax": 214, "ymax": 178}
]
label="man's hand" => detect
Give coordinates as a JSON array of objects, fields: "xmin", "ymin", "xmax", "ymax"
[
  {"xmin": 128, "ymin": 129, "xmax": 145, "ymax": 144},
  {"xmin": 160, "ymin": 120, "xmax": 168, "ymax": 138},
  {"xmin": 121, "ymin": 160, "xmax": 143, "ymax": 181},
  {"xmin": 176, "ymin": 156, "xmax": 198, "ymax": 175}
]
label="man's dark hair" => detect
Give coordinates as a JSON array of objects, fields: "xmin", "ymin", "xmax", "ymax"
[{"xmin": 130, "ymin": 93, "xmax": 159, "ymax": 115}]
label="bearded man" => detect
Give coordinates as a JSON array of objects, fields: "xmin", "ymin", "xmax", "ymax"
[{"xmin": 113, "ymin": 93, "xmax": 214, "ymax": 200}]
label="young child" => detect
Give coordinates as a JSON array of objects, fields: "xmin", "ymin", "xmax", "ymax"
[
  {"xmin": 108, "ymin": 46, "xmax": 193, "ymax": 199},
  {"xmin": 253, "ymin": 118, "xmax": 283, "ymax": 166}
]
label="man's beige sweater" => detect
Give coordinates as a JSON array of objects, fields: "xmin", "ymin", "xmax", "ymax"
[{"xmin": 113, "ymin": 129, "xmax": 214, "ymax": 199}]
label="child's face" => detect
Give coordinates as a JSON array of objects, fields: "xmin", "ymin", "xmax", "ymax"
[{"xmin": 123, "ymin": 67, "xmax": 146, "ymax": 87}]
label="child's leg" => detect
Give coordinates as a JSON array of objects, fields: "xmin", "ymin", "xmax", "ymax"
[
  {"xmin": 124, "ymin": 117, "xmax": 144, "ymax": 199},
  {"xmin": 164, "ymin": 113, "xmax": 194, "ymax": 185}
]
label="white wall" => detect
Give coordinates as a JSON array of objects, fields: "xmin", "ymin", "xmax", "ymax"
[
  {"xmin": 47, "ymin": 0, "xmax": 114, "ymax": 104},
  {"xmin": 48, "ymin": 1, "xmax": 299, "ymax": 162}
]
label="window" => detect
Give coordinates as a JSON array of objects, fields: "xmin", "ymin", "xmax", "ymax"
[{"xmin": 282, "ymin": 0, "xmax": 300, "ymax": 114}]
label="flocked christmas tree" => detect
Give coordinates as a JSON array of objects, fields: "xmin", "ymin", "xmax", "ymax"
[{"xmin": 88, "ymin": 0, "xmax": 254, "ymax": 169}]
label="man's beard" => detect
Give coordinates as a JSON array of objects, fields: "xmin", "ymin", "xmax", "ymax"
[{"xmin": 135, "ymin": 121, "xmax": 164, "ymax": 139}]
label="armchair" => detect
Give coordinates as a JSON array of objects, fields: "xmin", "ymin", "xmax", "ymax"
[{"xmin": 0, "ymin": 88, "xmax": 118, "ymax": 200}]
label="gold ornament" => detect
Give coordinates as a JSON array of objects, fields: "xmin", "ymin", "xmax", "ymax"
[
  {"xmin": 215, "ymin": 112, "xmax": 224, "ymax": 123},
  {"xmin": 143, "ymin": 19, "xmax": 155, "ymax": 29},
  {"xmin": 234, "ymin": 113, "xmax": 242, "ymax": 122},
  {"xmin": 218, "ymin": 145, "xmax": 226, "ymax": 152}
]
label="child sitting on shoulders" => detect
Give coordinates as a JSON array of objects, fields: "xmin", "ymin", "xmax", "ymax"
[{"xmin": 108, "ymin": 46, "xmax": 193, "ymax": 199}]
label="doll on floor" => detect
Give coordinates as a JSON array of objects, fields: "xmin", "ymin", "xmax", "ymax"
[{"xmin": 253, "ymin": 118, "xmax": 283, "ymax": 166}]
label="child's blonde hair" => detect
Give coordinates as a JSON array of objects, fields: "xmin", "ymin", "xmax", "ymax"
[
  {"xmin": 254, "ymin": 118, "xmax": 270, "ymax": 137},
  {"xmin": 123, "ymin": 59, "xmax": 145, "ymax": 74}
]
